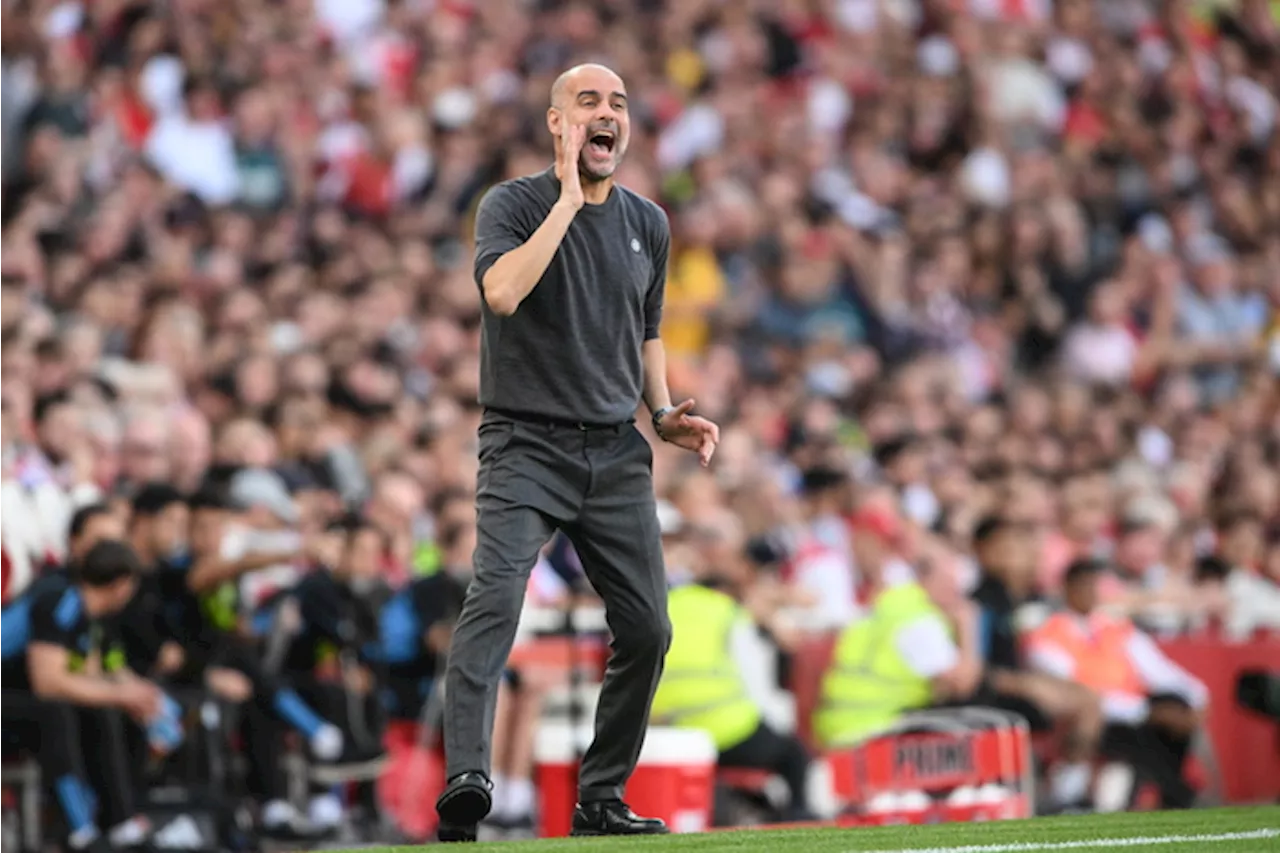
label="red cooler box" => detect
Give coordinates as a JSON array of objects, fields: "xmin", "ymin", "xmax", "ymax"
[{"xmin": 536, "ymin": 725, "xmax": 717, "ymax": 837}]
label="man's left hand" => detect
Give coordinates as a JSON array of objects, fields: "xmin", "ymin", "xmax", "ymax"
[{"xmin": 657, "ymin": 399, "xmax": 719, "ymax": 466}]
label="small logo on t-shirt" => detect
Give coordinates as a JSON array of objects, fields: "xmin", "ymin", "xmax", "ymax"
[{"xmin": 630, "ymin": 238, "xmax": 641, "ymax": 253}]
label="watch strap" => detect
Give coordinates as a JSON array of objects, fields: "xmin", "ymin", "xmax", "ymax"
[{"xmin": 652, "ymin": 405, "xmax": 675, "ymax": 436}]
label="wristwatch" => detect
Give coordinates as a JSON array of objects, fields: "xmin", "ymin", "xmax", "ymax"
[{"xmin": 652, "ymin": 405, "xmax": 675, "ymax": 438}]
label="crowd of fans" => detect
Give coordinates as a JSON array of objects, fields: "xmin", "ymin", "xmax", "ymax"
[{"xmin": 3, "ymin": 0, "xmax": 1280, "ymax": 846}]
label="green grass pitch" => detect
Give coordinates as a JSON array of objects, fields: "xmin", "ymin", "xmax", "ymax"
[{"xmin": 351, "ymin": 806, "xmax": 1280, "ymax": 852}]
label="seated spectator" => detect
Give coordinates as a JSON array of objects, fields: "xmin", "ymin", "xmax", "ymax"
[
  {"xmin": 967, "ymin": 516, "xmax": 1104, "ymax": 812},
  {"xmin": 1026, "ymin": 559, "xmax": 1208, "ymax": 810},
  {"xmin": 2, "ymin": 541, "xmax": 160, "ymax": 853},
  {"xmin": 268, "ymin": 516, "xmax": 390, "ymax": 830},
  {"xmin": 813, "ymin": 553, "xmax": 982, "ymax": 749},
  {"xmin": 178, "ymin": 488, "xmax": 344, "ymax": 840},
  {"xmin": 652, "ymin": 531, "xmax": 816, "ymax": 823},
  {"xmin": 113, "ymin": 485, "xmax": 192, "ymax": 680},
  {"xmin": 379, "ymin": 521, "xmax": 468, "ymax": 723}
]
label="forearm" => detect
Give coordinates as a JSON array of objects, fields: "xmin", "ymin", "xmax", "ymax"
[
  {"xmin": 1166, "ymin": 339, "xmax": 1250, "ymax": 367},
  {"xmin": 641, "ymin": 338, "xmax": 673, "ymax": 414},
  {"xmin": 187, "ymin": 551, "xmax": 296, "ymax": 595},
  {"xmin": 482, "ymin": 201, "xmax": 579, "ymax": 316},
  {"xmin": 32, "ymin": 670, "xmax": 127, "ymax": 708}
]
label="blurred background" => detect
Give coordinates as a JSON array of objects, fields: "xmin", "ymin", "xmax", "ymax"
[{"xmin": 1, "ymin": 0, "xmax": 1279, "ymax": 848}]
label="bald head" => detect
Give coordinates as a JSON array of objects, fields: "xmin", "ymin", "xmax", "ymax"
[{"xmin": 550, "ymin": 63, "xmax": 625, "ymax": 109}]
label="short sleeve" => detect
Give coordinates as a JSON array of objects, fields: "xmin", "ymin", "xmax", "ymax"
[
  {"xmin": 473, "ymin": 184, "xmax": 536, "ymax": 294},
  {"xmin": 644, "ymin": 207, "xmax": 670, "ymax": 341},
  {"xmin": 29, "ymin": 591, "xmax": 74, "ymax": 649},
  {"xmin": 895, "ymin": 614, "xmax": 959, "ymax": 678}
]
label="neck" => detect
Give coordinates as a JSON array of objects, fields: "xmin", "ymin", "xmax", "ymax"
[{"xmin": 581, "ymin": 173, "xmax": 613, "ymax": 205}]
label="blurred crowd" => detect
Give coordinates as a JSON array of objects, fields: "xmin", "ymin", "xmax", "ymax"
[{"xmin": 3, "ymin": 0, "xmax": 1280, "ymax": 843}]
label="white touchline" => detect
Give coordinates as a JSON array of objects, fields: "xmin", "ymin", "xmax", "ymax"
[{"xmin": 870, "ymin": 827, "xmax": 1280, "ymax": 853}]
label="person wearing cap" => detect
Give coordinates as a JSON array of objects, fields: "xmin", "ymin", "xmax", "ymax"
[
  {"xmin": 1, "ymin": 540, "xmax": 157, "ymax": 853},
  {"xmin": 1025, "ymin": 559, "xmax": 1208, "ymax": 810}
]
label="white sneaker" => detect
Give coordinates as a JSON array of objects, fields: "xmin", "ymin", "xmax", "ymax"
[
  {"xmin": 310, "ymin": 724, "xmax": 344, "ymax": 761},
  {"xmin": 308, "ymin": 793, "xmax": 344, "ymax": 830},
  {"xmin": 152, "ymin": 816, "xmax": 204, "ymax": 850}
]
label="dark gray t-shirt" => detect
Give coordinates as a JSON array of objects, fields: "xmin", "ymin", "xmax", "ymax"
[{"xmin": 473, "ymin": 168, "xmax": 669, "ymax": 424}]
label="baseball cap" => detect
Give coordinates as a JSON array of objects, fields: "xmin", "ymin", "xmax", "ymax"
[{"xmin": 228, "ymin": 467, "xmax": 299, "ymax": 525}]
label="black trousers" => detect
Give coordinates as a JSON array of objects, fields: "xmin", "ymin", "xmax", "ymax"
[
  {"xmin": 718, "ymin": 722, "xmax": 812, "ymax": 816},
  {"xmin": 170, "ymin": 633, "xmax": 293, "ymax": 803},
  {"xmin": 443, "ymin": 415, "xmax": 671, "ymax": 803},
  {"xmin": 1, "ymin": 691, "xmax": 144, "ymax": 834}
]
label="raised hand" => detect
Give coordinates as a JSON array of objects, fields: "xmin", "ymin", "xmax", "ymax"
[{"xmin": 556, "ymin": 120, "xmax": 587, "ymax": 211}]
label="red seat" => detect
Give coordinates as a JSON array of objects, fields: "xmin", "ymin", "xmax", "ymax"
[
  {"xmin": 787, "ymin": 633, "xmax": 838, "ymax": 751},
  {"xmin": 716, "ymin": 767, "xmax": 774, "ymax": 792}
]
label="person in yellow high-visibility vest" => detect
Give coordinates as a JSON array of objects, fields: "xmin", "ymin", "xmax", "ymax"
[
  {"xmin": 814, "ymin": 554, "xmax": 981, "ymax": 749},
  {"xmin": 651, "ymin": 517, "xmax": 816, "ymax": 822}
]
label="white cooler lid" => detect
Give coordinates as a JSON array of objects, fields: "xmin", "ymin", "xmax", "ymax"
[{"xmin": 536, "ymin": 724, "xmax": 717, "ymax": 766}]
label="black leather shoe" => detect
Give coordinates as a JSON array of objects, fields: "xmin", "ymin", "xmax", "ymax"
[
  {"xmin": 435, "ymin": 772, "xmax": 493, "ymax": 840},
  {"xmin": 570, "ymin": 800, "xmax": 670, "ymax": 836},
  {"xmin": 436, "ymin": 821, "xmax": 478, "ymax": 843}
]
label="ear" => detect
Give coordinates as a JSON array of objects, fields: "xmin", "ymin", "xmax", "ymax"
[{"xmin": 547, "ymin": 106, "xmax": 562, "ymax": 138}]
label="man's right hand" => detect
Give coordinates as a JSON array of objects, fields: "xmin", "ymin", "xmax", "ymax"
[{"xmin": 556, "ymin": 119, "xmax": 587, "ymax": 211}]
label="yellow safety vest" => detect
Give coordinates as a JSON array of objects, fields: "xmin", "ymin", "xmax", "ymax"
[
  {"xmin": 201, "ymin": 583, "xmax": 238, "ymax": 632},
  {"xmin": 651, "ymin": 584, "xmax": 761, "ymax": 751},
  {"xmin": 813, "ymin": 582, "xmax": 946, "ymax": 749}
]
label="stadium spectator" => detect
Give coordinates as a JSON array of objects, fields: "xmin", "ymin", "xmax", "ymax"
[
  {"xmin": 1, "ymin": 540, "xmax": 157, "ymax": 853},
  {"xmin": 378, "ymin": 521, "xmax": 468, "ymax": 723},
  {"xmin": 653, "ymin": 516, "xmax": 816, "ymax": 824},
  {"xmin": 1026, "ymin": 559, "xmax": 1209, "ymax": 810},
  {"xmin": 267, "ymin": 516, "xmax": 388, "ymax": 831},
  {"xmin": 968, "ymin": 515, "xmax": 1105, "ymax": 812},
  {"xmin": 814, "ymin": 550, "xmax": 982, "ymax": 749}
]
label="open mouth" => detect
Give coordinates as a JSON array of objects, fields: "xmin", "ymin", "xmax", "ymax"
[{"xmin": 588, "ymin": 129, "xmax": 616, "ymax": 156}]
